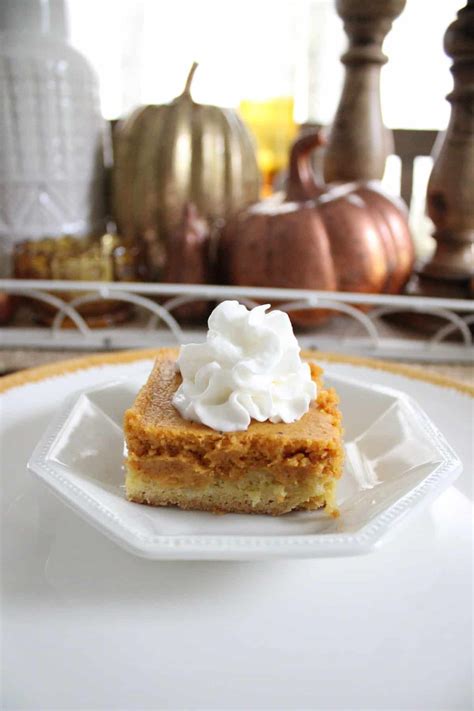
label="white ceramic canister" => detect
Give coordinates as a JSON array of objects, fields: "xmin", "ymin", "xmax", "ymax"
[{"xmin": 0, "ymin": 0, "xmax": 107, "ymax": 275}]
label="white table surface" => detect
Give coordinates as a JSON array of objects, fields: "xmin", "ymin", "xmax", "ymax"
[{"xmin": 1, "ymin": 358, "xmax": 472, "ymax": 710}]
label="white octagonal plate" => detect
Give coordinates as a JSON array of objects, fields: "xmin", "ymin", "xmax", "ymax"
[{"xmin": 27, "ymin": 372, "xmax": 462, "ymax": 560}]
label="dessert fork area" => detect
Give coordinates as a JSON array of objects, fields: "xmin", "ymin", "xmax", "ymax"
[{"xmin": 1, "ymin": 352, "xmax": 472, "ymax": 710}]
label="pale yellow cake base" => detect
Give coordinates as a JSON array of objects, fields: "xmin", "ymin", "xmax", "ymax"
[{"xmin": 125, "ymin": 463, "xmax": 338, "ymax": 516}]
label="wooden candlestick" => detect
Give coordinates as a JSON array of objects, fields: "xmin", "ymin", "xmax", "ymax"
[
  {"xmin": 324, "ymin": 0, "xmax": 406, "ymax": 182},
  {"xmin": 412, "ymin": 0, "xmax": 474, "ymax": 299}
]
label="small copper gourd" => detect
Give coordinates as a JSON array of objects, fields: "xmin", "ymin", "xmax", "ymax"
[{"xmin": 163, "ymin": 203, "xmax": 212, "ymax": 321}]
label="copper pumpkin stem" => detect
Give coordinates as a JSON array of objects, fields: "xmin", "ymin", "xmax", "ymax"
[
  {"xmin": 286, "ymin": 130, "xmax": 326, "ymax": 201},
  {"xmin": 181, "ymin": 62, "xmax": 199, "ymax": 98}
]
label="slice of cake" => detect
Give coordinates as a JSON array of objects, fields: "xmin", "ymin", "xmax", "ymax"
[{"xmin": 124, "ymin": 301, "xmax": 343, "ymax": 515}]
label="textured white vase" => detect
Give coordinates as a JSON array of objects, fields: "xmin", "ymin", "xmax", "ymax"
[{"xmin": 0, "ymin": 0, "xmax": 106, "ymax": 274}]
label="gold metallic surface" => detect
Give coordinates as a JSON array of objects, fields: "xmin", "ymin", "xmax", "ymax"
[{"xmin": 112, "ymin": 63, "xmax": 260, "ymax": 279}]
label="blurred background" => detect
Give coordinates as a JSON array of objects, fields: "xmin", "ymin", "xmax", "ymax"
[
  {"xmin": 65, "ymin": 0, "xmax": 461, "ymax": 252},
  {"xmin": 1, "ymin": 0, "xmax": 472, "ymax": 368},
  {"xmin": 2, "ymin": 0, "xmax": 465, "ymax": 255},
  {"xmin": 65, "ymin": 0, "xmax": 457, "ymax": 127}
]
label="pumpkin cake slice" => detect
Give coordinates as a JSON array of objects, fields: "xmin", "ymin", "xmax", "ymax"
[{"xmin": 124, "ymin": 347, "xmax": 343, "ymax": 516}]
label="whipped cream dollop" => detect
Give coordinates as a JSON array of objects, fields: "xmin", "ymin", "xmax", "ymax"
[{"xmin": 172, "ymin": 300, "xmax": 316, "ymax": 432}]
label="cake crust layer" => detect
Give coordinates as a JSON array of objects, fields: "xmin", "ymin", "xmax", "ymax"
[{"xmin": 126, "ymin": 463, "xmax": 337, "ymax": 516}]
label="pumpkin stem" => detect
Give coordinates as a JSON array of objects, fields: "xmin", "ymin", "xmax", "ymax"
[
  {"xmin": 182, "ymin": 62, "xmax": 199, "ymax": 97},
  {"xmin": 286, "ymin": 129, "xmax": 326, "ymax": 201}
]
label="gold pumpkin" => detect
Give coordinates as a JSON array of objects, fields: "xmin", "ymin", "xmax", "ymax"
[
  {"xmin": 111, "ymin": 63, "xmax": 260, "ymax": 278},
  {"xmin": 218, "ymin": 131, "xmax": 414, "ymax": 326}
]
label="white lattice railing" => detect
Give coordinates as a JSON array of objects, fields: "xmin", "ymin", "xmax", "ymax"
[{"xmin": 0, "ymin": 279, "xmax": 473, "ymax": 363}]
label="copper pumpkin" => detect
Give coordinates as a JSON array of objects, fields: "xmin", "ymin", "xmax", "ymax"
[
  {"xmin": 111, "ymin": 63, "xmax": 260, "ymax": 279},
  {"xmin": 218, "ymin": 131, "xmax": 414, "ymax": 325}
]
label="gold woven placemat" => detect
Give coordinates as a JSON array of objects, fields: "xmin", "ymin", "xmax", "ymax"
[{"xmin": 0, "ymin": 348, "xmax": 472, "ymax": 396}]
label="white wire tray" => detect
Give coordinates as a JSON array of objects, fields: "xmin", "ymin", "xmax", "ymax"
[{"xmin": 0, "ymin": 279, "xmax": 473, "ymax": 363}]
